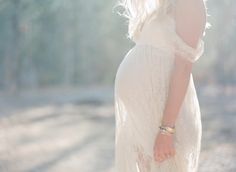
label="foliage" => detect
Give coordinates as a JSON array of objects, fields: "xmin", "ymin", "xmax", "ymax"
[{"xmin": 0, "ymin": 0, "xmax": 235, "ymax": 92}]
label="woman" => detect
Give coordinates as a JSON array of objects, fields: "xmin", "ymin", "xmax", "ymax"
[{"xmin": 113, "ymin": 0, "xmax": 210, "ymax": 171}]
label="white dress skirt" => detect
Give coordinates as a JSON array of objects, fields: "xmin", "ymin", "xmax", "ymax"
[{"xmin": 113, "ymin": 8, "xmax": 205, "ymax": 172}]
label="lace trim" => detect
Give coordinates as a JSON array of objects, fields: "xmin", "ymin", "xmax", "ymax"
[
  {"xmin": 133, "ymin": 144, "xmax": 153, "ymax": 172},
  {"xmin": 165, "ymin": 16, "xmax": 205, "ymax": 63},
  {"xmin": 173, "ymin": 34, "xmax": 205, "ymax": 63}
]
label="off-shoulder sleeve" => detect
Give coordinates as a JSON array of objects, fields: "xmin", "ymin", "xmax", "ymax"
[{"xmin": 172, "ymin": 31, "xmax": 205, "ymax": 63}]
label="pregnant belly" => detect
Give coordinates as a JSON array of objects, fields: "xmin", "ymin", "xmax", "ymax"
[
  {"xmin": 115, "ymin": 46, "xmax": 151, "ymax": 100},
  {"xmin": 115, "ymin": 45, "xmax": 174, "ymax": 102},
  {"xmin": 114, "ymin": 45, "xmax": 176, "ymax": 136}
]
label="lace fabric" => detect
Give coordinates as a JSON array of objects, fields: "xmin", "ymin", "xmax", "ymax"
[
  {"xmin": 132, "ymin": 0, "xmax": 207, "ymax": 63},
  {"xmin": 173, "ymin": 34, "xmax": 205, "ymax": 63},
  {"xmin": 114, "ymin": 40, "xmax": 202, "ymax": 172},
  {"xmin": 131, "ymin": 0, "xmax": 176, "ymax": 42},
  {"xmin": 134, "ymin": 144, "xmax": 153, "ymax": 172},
  {"xmin": 114, "ymin": 1, "xmax": 205, "ymax": 171},
  {"xmin": 169, "ymin": 17, "xmax": 205, "ymax": 63}
]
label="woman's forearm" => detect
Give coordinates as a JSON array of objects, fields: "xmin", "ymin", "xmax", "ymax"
[{"xmin": 161, "ymin": 58, "xmax": 193, "ymax": 127}]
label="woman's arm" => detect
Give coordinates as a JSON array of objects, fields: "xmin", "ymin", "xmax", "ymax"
[
  {"xmin": 154, "ymin": 0, "xmax": 207, "ymax": 163},
  {"xmin": 161, "ymin": 0, "xmax": 207, "ymax": 127}
]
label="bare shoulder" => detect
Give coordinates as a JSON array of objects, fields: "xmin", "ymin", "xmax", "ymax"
[{"xmin": 174, "ymin": 0, "xmax": 207, "ymax": 48}]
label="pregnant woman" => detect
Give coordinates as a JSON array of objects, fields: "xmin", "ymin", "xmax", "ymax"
[{"xmin": 113, "ymin": 0, "xmax": 210, "ymax": 171}]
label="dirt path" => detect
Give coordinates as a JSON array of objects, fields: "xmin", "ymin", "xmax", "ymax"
[{"xmin": 0, "ymin": 86, "xmax": 235, "ymax": 172}]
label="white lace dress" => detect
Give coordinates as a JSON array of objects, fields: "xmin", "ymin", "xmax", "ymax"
[{"xmin": 114, "ymin": 3, "xmax": 206, "ymax": 172}]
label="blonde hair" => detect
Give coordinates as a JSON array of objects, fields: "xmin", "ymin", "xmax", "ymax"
[
  {"xmin": 112, "ymin": 0, "xmax": 210, "ymax": 41},
  {"xmin": 113, "ymin": 0, "xmax": 175, "ymax": 41}
]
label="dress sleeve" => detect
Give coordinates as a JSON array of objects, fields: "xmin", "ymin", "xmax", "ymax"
[{"xmin": 172, "ymin": 31, "xmax": 205, "ymax": 63}]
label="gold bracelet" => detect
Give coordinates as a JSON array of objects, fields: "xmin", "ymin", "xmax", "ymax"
[
  {"xmin": 159, "ymin": 129, "xmax": 173, "ymax": 136},
  {"xmin": 160, "ymin": 126, "xmax": 175, "ymax": 133},
  {"xmin": 159, "ymin": 125, "xmax": 175, "ymax": 134}
]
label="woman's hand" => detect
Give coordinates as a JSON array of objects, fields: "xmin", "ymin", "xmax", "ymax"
[{"xmin": 153, "ymin": 131, "xmax": 176, "ymax": 163}]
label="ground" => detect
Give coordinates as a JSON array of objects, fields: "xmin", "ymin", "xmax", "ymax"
[{"xmin": 0, "ymin": 85, "xmax": 235, "ymax": 172}]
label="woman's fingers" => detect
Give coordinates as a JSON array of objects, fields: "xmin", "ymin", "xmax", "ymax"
[
  {"xmin": 155, "ymin": 149, "xmax": 167, "ymax": 162},
  {"xmin": 154, "ymin": 147, "xmax": 176, "ymax": 163},
  {"xmin": 163, "ymin": 150, "xmax": 171, "ymax": 160},
  {"xmin": 155, "ymin": 155, "xmax": 165, "ymax": 163},
  {"xmin": 165, "ymin": 148, "xmax": 176, "ymax": 158},
  {"xmin": 153, "ymin": 133, "xmax": 176, "ymax": 163},
  {"xmin": 170, "ymin": 148, "xmax": 176, "ymax": 157}
]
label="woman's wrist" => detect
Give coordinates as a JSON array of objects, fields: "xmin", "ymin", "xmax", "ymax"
[
  {"xmin": 159, "ymin": 125, "xmax": 175, "ymax": 136},
  {"xmin": 159, "ymin": 130, "xmax": 174, "ymax": 136},
  {"xmin": 161, "ymin": 111, "xmax": 177, "ymax": 128},
  {"xmin": 161, "ymin": 121, "xmax": 176, "ymax": 128}
]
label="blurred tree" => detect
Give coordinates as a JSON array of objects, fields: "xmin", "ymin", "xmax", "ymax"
[
  {"xmin": 0, "ymin": 0, "xmax": 234, "ymax": 93},
  {"xmin": 2, "ymin": 0, "xmax": 21, "ymax": 93}
]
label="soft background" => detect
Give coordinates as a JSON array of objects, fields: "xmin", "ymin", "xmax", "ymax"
[{"xmin": 0, "ymin": 0, "xmax": 235, "ymax": 171}]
